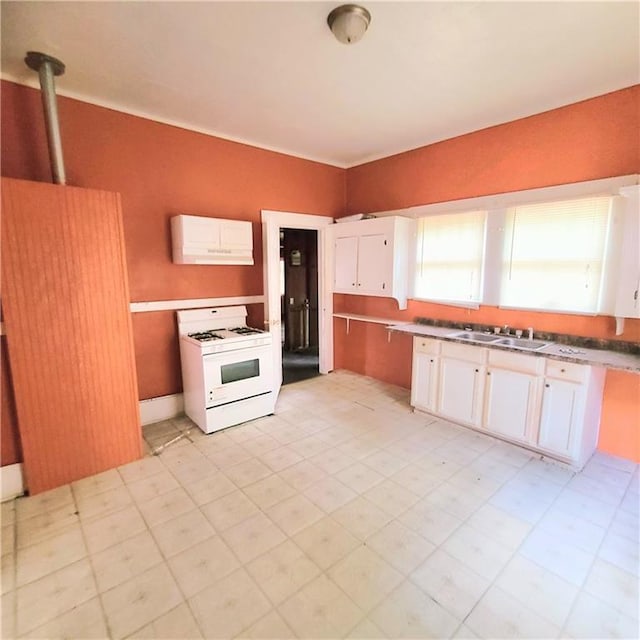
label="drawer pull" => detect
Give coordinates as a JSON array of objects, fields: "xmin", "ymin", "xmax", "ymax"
[{"xmin": 545, "ymin": 383, "xmax": 550, "ymax": 388}]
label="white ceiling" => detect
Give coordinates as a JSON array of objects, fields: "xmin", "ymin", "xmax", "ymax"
[{"xmin": 1, "ymin": 1, "xmax": 638, "ymax": 168}]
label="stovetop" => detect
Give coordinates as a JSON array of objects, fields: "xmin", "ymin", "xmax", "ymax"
[
  {"xmin": 177, "ymin": 306, "xmax": 271, "ymax": 352},
  {"xmin": 187, "ymin": 326, "xmax": 266, "ymax": 343},
  {"xmin": 188, "ymin": 330, "xmax": 225, "ymax": 342},
  {"xmin": 228, "ymin": 326, "xmax": 266, "ymax": 336}
]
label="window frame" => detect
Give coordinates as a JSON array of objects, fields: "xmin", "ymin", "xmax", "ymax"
[
  {"xmin": 396, "ymin": 176, "xmax": 634, "ymax": 314},
  {"xmin": 413, "ymin": 209, "xmax": 489, "ymax": 308},
  {"xmin": 497, "ymin": 196, "xmax": 614, "ymax": 315}
]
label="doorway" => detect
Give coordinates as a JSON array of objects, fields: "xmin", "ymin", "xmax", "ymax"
[
  {"xmin": 280, "ymin": 228, "xmax": 320, "ymax": 384},
  {"xmin": 261, "ymin": 209, "xmax": 333, "ymax": 399}
]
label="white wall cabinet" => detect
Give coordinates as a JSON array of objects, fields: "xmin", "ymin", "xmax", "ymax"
[
  {"xmin": 334, "ymin": 236, "xmax": 359, "ymax": 292},
  {"xmin": 332, "ymin": 216, "xmax": 413, "ymax": 309},
  {"xmin": 172, "ymin": 214, "xmax": 253, "ymax": 265},
  {"xmin": 614, "ymin": 185, "xmax": 640, "ymax": 319},
  {"xmin": 410, "ymin": 338, "xmax": 605, "ymax": 468}
]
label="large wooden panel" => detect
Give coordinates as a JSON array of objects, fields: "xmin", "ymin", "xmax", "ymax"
[{"xmin": 1, "ymin": 177, "xmax": 142, "ymax": 494}]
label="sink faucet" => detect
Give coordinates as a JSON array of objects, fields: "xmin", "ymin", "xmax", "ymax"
[
  {"xmin": 503, "ymin": 325, "xmax": 510, "ymax": 335},
  {"xmin": 527, "ymin": 327, "xmax": 534, "ymax": 340}
]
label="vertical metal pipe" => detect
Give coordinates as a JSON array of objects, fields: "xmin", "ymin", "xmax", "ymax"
[{"xmin": 25, "ymin": 51, "xmax": 66, "ymax": 185}]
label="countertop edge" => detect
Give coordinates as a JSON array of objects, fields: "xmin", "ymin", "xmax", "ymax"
[{"xmin": 389, "ymin": 323, "xmax": 640, "ymax": 374}]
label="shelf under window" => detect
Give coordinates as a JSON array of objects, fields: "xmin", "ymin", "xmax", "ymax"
[{"xmin": 333, "ymin": 313, "xmax": 410, "ymax": 340}]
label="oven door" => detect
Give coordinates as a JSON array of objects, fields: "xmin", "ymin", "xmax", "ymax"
[{"xmin": 203, "ymin": 344, "xmax": 273, "ymax": 408}]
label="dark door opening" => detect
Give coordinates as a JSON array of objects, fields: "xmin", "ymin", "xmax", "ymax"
[{"xmin": 280, "ymin": 228, "xmax": 320, "ymax": 385}]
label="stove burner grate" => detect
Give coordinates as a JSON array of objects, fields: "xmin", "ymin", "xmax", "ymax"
[
  {"xmin": 188, "ymin": 331, "xmax": 224, "ymax": 342},
  {"xmin": 228, "ymin": 326, "xmax": 264, "ymax": 335}
]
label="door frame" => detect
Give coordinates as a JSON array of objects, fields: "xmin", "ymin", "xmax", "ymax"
[{"xmin": 261, "ymin": 210, "xmax": 334, "ymax": 394}]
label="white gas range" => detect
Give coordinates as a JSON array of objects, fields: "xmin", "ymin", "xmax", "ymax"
[{"xmin": 177, "ymin": 306, "xmax": 275, "ymax": 434}]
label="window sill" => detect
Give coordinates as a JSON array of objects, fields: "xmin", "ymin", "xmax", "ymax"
[
  {"xmin": 498, "ymin": 305, "xmax": 599, "ymax": 317},
  {"xmin": 410, "ymin": 297, "xmax": 481, "ymax": 310}
]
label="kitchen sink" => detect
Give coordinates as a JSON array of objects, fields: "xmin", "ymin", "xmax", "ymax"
[
  {"xmin": 447, "ymin": 331, "xmax": 502, "ymax": 343},
  {"xmin": 447, "ymin": 331, "xmax": 553, "ymax": 351},
  {"xmin": 494, "ymin": 337, "xmax": 552, "ymax": 351}
]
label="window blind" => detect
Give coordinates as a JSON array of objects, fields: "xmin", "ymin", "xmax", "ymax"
[
  {"xmin": 500, "ymin": 196, "xmax": 612, "ymax": 313},
  {"xmin": 415, "ymin": 211, "xmax": 487, "ymax": 304}
]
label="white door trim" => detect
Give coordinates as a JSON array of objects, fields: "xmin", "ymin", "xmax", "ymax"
[{"xmin": 261, "ymin": 210, "xmax": 334, "ymax": 394}]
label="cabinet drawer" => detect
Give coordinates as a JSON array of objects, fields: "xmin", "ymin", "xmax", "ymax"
[
  {"xmin": 545, "ymin": 359, "xmax": 588, "ymax": 382},
  {"xmin": 488, "ymin": 349, "xmax": 543, "ymax": 375},
  {"xmin": 413, "ymin": 337, "xmax": 441, "ymax": 356},
  {"xmin": 441, "ymin": 340, "xmax": 486, "ymax": 364}
]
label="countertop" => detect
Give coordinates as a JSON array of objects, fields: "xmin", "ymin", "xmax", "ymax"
[{"xmin": 389, "ymin": 323, "xmax": 640, "ymax": 374}]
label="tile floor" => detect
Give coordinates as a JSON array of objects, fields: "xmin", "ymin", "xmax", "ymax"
[{"xmin": 1, "ymin": 370, "xmax": 639, "ymax": 639}]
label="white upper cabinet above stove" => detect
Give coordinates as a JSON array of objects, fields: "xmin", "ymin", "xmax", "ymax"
[
  {"xmin": 332, "ymin": 216, "xmax": 414, "ymax": 310},
  {"xmin": 171, "ymin": 214, "xmax": 253, "ymax": 265}
]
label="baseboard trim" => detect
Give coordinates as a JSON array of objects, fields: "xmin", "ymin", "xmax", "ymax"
[
  {"xmin": 1, "ymin": 463, "xmax": 25, "ymax": 502},
  {"xmin": 139, "ymin": 393, "xmax": 184, "ymax": 426}
]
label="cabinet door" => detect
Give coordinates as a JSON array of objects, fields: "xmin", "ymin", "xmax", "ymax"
[
  {"xmin": 538, "ymin": 379, "xmax": 583, "ymax": 457},
  {"xmin": 615, "ymin": 188, "xmax": 640, "ymax": 318},
  {"xmin": 219, "ymin": 220, "xmax": 252, "ymax": 250},
  {"xmin": 411, "ymin": 353, "xmax": 438, "ymax": 412},
  {"xmin": 437, "ymin": 357, "xmax": 484, "ymax": 426},
  {"xmin": 334, "ymin": 236, "xmax": 358, "ymax": 292},
  {"xmin": 356, "ymin": 233, "xmax": 389, "ymax": 294},
  {"xmin": 483, "ymin": 368, "xmax": 537, "ymax": 442},
  {"xmin": 182, "ymin": 215, "xmax": 221, "ymax": 247}
]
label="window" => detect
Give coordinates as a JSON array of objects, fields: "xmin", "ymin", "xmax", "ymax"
[
  {"xmin": 500, "ymin": 196, "xmax": 612, "ymax": 313},
  {"xmin": 415, "ymin": 210, "xmax": 487, "ymax": 304}
]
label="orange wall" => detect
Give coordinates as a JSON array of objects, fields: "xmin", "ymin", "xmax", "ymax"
[
  {"xmin": 599, "ymin": 371, "xmax": 640, "ymax": 463},
  {"xmin": 2, "ymin": 79, "xmax": 639, "ymax": 464},
  {"xmin": 347, "ymin": 86, "xmax": 639, "ymax": 212},
  {"xmin": 1, "ymin": 79, "xmax": 346, "ymax": 403},
  {"xmin": 341, "ymin": 86, "xmax": 640, "ymax": 462}
]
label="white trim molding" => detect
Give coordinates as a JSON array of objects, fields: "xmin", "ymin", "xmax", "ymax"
[
  {"xmin": 139, "ymin": 393, "xmax": 184, "ymax": 426},
  {"xmin": 261, "ymin": 210, "xmax": 335, "ymax": 391},
  {"xmin": 130, "ymin": 295, "xmax": 265, "ymax": 313},
  {"xmin": 1, "ymin": 463, "xmax": 25, "ymax": 502},
  {"xmin": 368, "ymin": 174, "xmax": 640, "ymax": 219}
]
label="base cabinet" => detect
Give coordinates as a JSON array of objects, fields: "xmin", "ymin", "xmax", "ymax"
[
  {"xmin": 437, "ymin": 357, "xmax": 484, "ymax": 427},
  {"xmin": 538, "ymin": 379, "xmax": 583, "ymax": 456},
  {"xmin": 483, "ymin": 368, "xmax": 539, "ymax": 443},
  {"xmin": 410, "ymin": 336, "xmax": 605, "ymax": 468},
  {"xmin": 410, "ymin": 339, "xmax": 440, "ymax": 412}
]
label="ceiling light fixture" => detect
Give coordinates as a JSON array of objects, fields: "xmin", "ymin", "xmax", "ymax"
[{"xmin": 327, "ymin": 4, "xmax": 371, "ymax": 45}]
